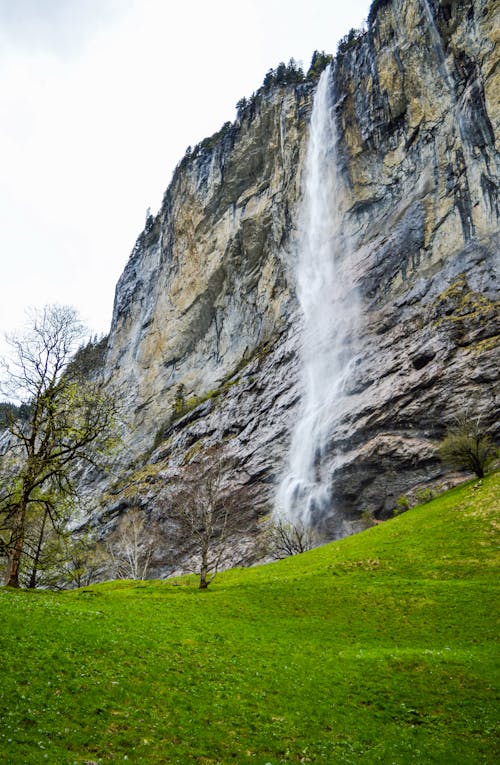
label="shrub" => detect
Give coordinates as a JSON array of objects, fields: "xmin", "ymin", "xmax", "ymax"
[
  {"xmin": 415, "ymin": 487, "xmax": 434, "ymax": 504},
  {"xmin": 361, "ymin": 508, "xmax": 376, "ymax": 527},
  {"xmin": 393, "ymin": 495, "xmax": 411, "ymax": 516},
  {"xmin": 439, "ymin": 414, "xmax": 496, "ymax": 479}
]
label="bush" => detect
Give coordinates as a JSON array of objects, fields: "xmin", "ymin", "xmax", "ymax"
[
  {"xmin": 415, "ymin": 487, "xmax": 434, "ymax": 504},
  {"xmin": 439, "ymin": 414, "xmax": 496, "ymax": 479},
  {"xmin": 393, "ymin": 495, "xmax": 411, "ymax": 516},
  {"xmin": 361, "ymin": 508, "xmax": 376, "ymax": 527}
]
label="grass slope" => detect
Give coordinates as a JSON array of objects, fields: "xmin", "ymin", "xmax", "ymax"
[{"xmin": 0, "ymin": 474, "xmax": 498, "ymax": 764}]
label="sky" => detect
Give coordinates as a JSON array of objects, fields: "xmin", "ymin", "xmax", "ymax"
[{"xmin": 0, "ymin": 0, "xmax": 372, "ymax": 346}]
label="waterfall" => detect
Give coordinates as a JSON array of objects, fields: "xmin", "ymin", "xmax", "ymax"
[{"xmin": 276, "ymin": 65, "xmax": 358, "ymax": 529}]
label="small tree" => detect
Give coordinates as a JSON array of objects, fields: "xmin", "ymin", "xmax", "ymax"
[
  {"xmin": 267, "ymin": 515, "xmax": 317, "ymax": 560},
  {"xmin": 438, "ymin": 414, "xmax": 496, "ymax": 479},
  {"xmin": 107, "ymin": 509, "xmax": 156, "ymax": 580},
  {"xmin": 0, "ymin": 305, "xmax": 118, "ymax": 587},
  {"xmin": 165, "ymin": 449, "xmax": 248, "ymax": 589}
]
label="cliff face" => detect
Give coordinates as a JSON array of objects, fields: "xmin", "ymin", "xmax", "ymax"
[
  {"xmin": 323, "ymin": 0, "xmax": 499, "ymax": 517},
  {"xmin": 100, "ymin": 0, "xmax": 498, "ymax": 569},
  {"xmin": 107, "ymin": 84, "xmax": 310, "ymax": 455}
]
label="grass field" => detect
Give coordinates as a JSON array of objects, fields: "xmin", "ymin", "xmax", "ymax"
[{"xmin": 0, "ymin": 473, "xmax": 498, "ymax": 764}]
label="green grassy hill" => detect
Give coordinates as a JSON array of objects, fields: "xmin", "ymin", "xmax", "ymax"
[{"xmin": 1, "ymin": 474, "xmax": 498, "ymax": 764}]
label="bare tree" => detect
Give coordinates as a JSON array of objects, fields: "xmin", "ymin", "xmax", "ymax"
[
  {"xmin": 165, "ymin": 449, "xmax": 249, "ymax": 589},
  {"xmin": 439, "ymin": 413, "xmax": 496, "ymax": 479},
  {"xmin": 267, "ymin": 515, "xmax": 318, "ymax": 560},
  {"xmin": 107, "ymin": 509, "xmax": 155, "ymax": 580},
  {"xmin": 0, "ymin": 305, "xmax": 118, "ymax": 587}
]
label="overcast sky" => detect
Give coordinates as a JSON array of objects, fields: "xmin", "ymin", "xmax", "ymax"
[{"xmin": 0, "ymin": 0, "xmax": 372, "ymax": 346}]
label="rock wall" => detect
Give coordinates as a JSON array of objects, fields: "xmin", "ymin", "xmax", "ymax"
[
  {"xmin": 106, "ymin": 83, "xmax": 310, "ymax": 457},
  {"xmin": 98, "ymin": 0, "xmax": 499, "ymax": 571},
  {"xmin": 328, "ymin": 0, "xmax": 499, "ymax": 517}
]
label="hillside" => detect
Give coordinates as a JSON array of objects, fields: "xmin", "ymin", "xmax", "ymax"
[{"xmin": 1, "ymin": 473, "xmax": 498, "ymax": 764}]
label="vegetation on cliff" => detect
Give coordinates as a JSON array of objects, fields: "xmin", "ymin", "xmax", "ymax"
[
  {"xmin": 171, "ymin": 52, "xmax": 331, "ymax": 185},
  {"xmin": 0, "ymin": 473, "xmax": 498, "ymax": 763},
  {"xmin": 367, "ymin": 0, "xmax": 394, "ymax": 26},
  {"xmin": 0, "ymin": 401, "xmax": 31, "ymax": 428}
]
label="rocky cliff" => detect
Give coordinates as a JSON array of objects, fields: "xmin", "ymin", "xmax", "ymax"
[{"xmin": 97, "ymin": 0, "xmax": 499, "ymax": 573}]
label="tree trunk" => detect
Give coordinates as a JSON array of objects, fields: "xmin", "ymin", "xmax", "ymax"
[
  {"xmin": 6, "ymin": 528, "xmax": 24, "ymax": 588},
  {"xmin": 199, "ymin": 546, "xmax": 209, "ymax": 589},
  {"xmin": 5, "ymin": 500, "xmax": 28, "ymax": 588},
  {"xmin": 28, "ymin": 507, "xmax": 49, "ymax": 589},
  {"xmin": 6, "ymin": 541, "xmax": 23, "ymax": 587}
]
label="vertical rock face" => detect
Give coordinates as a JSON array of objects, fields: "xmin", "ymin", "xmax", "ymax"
[
  {"xmin": 100, "ymin": 0, "xmax": 498, "ymax": 566},
  {"xmin": 107, "ymin": 85, "xmax": 311, "ymax": 456},
  {"xmin": 327, "ymin": 0, "xmax": 499, "ymax": 517}
]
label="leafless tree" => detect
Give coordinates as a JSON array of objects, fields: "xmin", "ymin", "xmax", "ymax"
[
  {"xmin": 0, "ymin": 305, "xmax": 119, "ymax": 587},
  {"xmin": 164, "ymin": 448, "xmax": 250, "ymax": 589},
  {"xmin": 107, "ymin": 509, "xmax": 156, "ymax": 580},
  {"xmin": 267, "ymin": 515, "xmax": 318, "ymax": 560}
]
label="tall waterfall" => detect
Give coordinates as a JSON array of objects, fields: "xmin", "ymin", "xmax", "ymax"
[{"xmin": 276, "ymin": 65, "xmax": 358, "ymax": 529}]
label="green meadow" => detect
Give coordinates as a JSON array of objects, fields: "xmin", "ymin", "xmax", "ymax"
[{"xmin": 0, "ymin": 473, "xmax": 498, "ymax": 764}]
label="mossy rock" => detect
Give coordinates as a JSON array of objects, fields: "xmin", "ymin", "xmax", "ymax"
[{"xmin": 430, "ymin": 274, "xmax": 498, "ymax": 326}]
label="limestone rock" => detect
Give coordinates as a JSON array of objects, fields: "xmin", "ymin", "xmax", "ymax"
[{"xmin": 92, "ymin": 0, "xmax": 498, "ymax": 575}]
